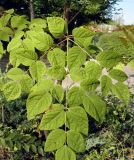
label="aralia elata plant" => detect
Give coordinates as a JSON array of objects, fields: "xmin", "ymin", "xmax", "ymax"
[{"xmin": 0, "ymin": 9, "xmax": 132, "ymax": 160}]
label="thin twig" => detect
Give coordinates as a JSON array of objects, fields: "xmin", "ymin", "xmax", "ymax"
[
  {"xmin": 1, "ymin": 104, "xmax": 4, "ymax": 123},
  {"xmin": 68, "ymin": 7, "xmax": 83, "ymax": 24},
  {"xmin": 68, "ymin": 38, "xmax": 94, "ymax": 59},
  {"xmin": 40, "ymin": 38, "xmax": 67, "ymax": 60}
]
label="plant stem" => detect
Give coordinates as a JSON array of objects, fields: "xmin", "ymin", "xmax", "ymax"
[
  {"xmin": 1, "ymin": 104, "xmax": 4, "ymax": 123},
  {"xmin": 64, "ymin": 36, "xmax": 69, "ymax": 145},
  {"xmin": 68, "ymin": 38, "xmax": 94, "ymax": 59}
]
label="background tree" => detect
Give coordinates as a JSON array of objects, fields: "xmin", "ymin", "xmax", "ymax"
[{"xmin": 0, "ymin": 0, "xmax": 121, "ymax": 25}]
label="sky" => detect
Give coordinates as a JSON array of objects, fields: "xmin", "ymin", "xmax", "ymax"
[{"xmin": 114, "ymin": 0, "xmax": 134, "ymax": 24}]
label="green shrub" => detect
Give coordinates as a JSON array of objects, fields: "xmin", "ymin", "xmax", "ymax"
[{"xmin": 97, "ymin": 31, "xmax": 134, "ymax": 60}]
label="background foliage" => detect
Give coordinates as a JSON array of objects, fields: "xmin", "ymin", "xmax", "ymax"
[{"xmin": 0, "ymin": 0, "xmax": 121, "ymax": 24}]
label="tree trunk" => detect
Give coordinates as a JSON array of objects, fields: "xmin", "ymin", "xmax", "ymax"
[
  {"xmin": 63, "ymin": 0, "xmax": 71, "ymax": 24},
  {"xmin": 29, "ymin": 0, "xmax": 35, "ymax": 20}
]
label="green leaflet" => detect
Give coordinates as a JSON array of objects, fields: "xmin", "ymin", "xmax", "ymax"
[
  {"xmin": 47, "ymin": 17, "xmax": 67, "ymax": 38},
  {"xmin": 97, "ymin": 51, "xmax": 122, "ymax": 68},
  {"xmin": 23, "ymin": 38, "xmax": 35, "ymax": 51},
  {"xmin": 67, "ymin": 130, "xmax": 85, "ymax": 153},
  {"xmin": 73, "ymin": 27, "xmax": 94, "ymax": 48},
  {"xmin": 0, "ymin": 76, "xmax": 7, "ymax": 91},
  {"xmin": 67, "ymin": 107, "xmax": 88, "ymax": 135},
  {"xmin": 14, "ymin": 31, "xmax": 24, "ymax": 39},
  {"xmin": 112, "ymin": 82, "xmax": 130, "ymax": 106},
  {"xmin": 29, "ymin": 61, "xmax": 46, "ymax": 82},
  {"xmin": 70, "ymin": 67, "xmax": 86, "ymax": 82},
  {"xmin": 45, "ymin": 129, "xmax": 66, "ymax": 151},
  {"xmin": 48, "ymin": 48, "xmax": 66, "ymax": 67},
  {"xmin": 19, "ymin": 75, "xmax": 33, "ymax": 93},
  {"xmin": 5, "ymin": 9, "xmax": 14, "ymax": 14},
  {"xmin": 27, "ymin": 30, "xmax": 53, "ymax": 51},
  {"xmin": 26, "ymin": 90, "xmax": 52, "ymax": 120},
  {"xmin": 55, "ymin": 145, "xmax": 76, "ymax": 160},
  {"xmin": 29, "ymin": 18, "xmax": 47, "ymax": 29},
  {"xmin": 48, "ymin": 65, "xmax": 66, "ymax": 80},
  {"xmin": 85, "ymin": 61, "xmax": 102, "ymax": 80},
  {"xmin": 3, "ymin": 81, "xmax": 21, "ymax": 101},
  {"xmin": 109, "ymin": 69, "xmax": 128, "ymax": 82},
  {"xmin": 39, "ymin": 104, "xmax": 65, "ymax": 130},
  {"xmin": 7, "ymin": 37, "xmax": 22, "ymax": 52},
  {"xmin": 81, "ymin": 78, "xmax": 100, "ymax": 91},
  {"xmin": 83, "ymin": 94, "xmax": 106, "ymax": 123},
  {"xmin": 0, "ymin": 41, "xmax": 5, "ymax": 59},
  {"xmin": 0, "ymin": 14, "xmax": 11, "ymax": 27},
  {"xmin": 7, "ymin": 68, "xmax": 33, "ymax": 93},
  {"xmin": 0, "ymin": 27, "xmax": 13, "ymax": 42},
  {"xmin": 67, "ymin": 46, "xmax": 86, "ymax": 70},
  {"xmin": 67, "ymin": 87, "xmax": 84, "ymax": 106},
  {"xmin": 11, "ymin": 15, "xmax": 28, "ymax": 30},
  {"xmin": 101, "ymin": 75, "xmax": 112, "ymax": 96},
  {"xmin": 7, "ymin": 68, "xmax": 25, "ymax": 80},
  {"xmin": 31, "ymin": 79, "xmax": 54, "ymax": 93},
  {"xmin": 52, "ymin": 85, "xmax": 64, "ymax": 103},
  {"xmin": 10, "ymin": 48, "xmax": 38, "ymax": 67}
]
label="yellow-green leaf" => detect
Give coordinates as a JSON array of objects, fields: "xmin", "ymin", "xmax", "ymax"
[
  {"xmin": 67, "ymin": 130, "xmax": 85, "ymax": 153},
  {"xmin": 112, "ymin": 82, "xmax": 130, "ymax": 106},
  {"xmin": 67, "ymin": 46, "xmax": 86, "ymax": 70},
  {"xmin": 39, "ymin": 104, "xmax": 65, "ymax": 130},
  {"xmin": 3, "ymin": 81, "xmax": 21, "ymax": 101},
  {"xmin": 83, "ymin": 94, "xmax": 106, "ymax": 123},
  {"xmin": 55, "ymin": 145, "xmax": 76, "ymax": 160},
  {"xmin": 48, "ymin": 48, "xmax": 66, "ymax": 67},
  {"xmin": 101, "ymin": 75, "xmax": 112, "ymax": 96},
  {"xmin": 67, "ymin": 107, "xmax": 88, "ymax": 135},
  {"xmin": 45, "ymin": 129, "xmax": 66, "ymax": 151},
  {"xmin": 29, "ymin": 61, "xmax": 46, "ymax": 82},
  {"xmin": 26, "ymin": 90, "xmax": 52, "ymax": 120}
]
